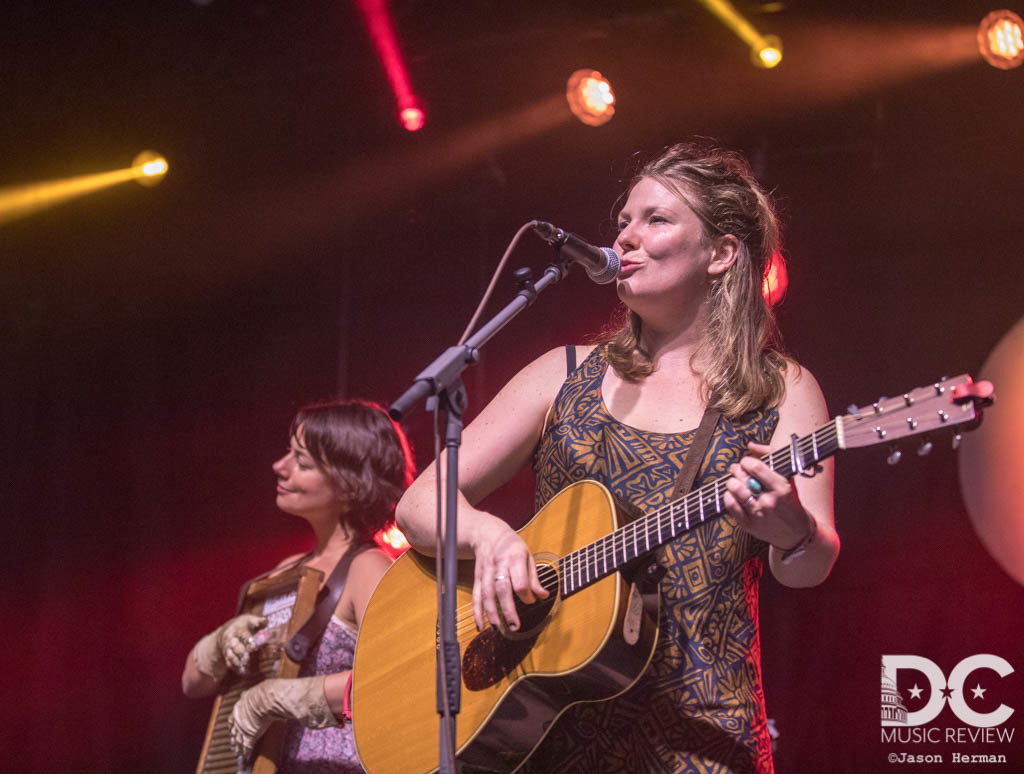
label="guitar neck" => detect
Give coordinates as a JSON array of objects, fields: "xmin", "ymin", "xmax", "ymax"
[
  {"xmin": 555, "ymin": 373, "xmax": 986, "ymax": 598},
  {"xmin": 557, "ymin": 419, "xmax": 842, "ymax": 597}
]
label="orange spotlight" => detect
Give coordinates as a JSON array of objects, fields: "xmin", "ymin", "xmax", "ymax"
[
  {"xmin": 978, "ymin": 10, "xmax": 1024, "ymax": 68},
  {"xmin": 566, "ymin": 69, "xmax": 615, "ymax": 127},
  {"xmin": 762, "ymin": 250, "xmax": 788, "ymax": 305}
]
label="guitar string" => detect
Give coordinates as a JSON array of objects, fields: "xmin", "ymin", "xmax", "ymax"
[
  {"xmin": 450, "ymin": 421, "xmax": 844, "ymax": 626},
  {"xmin": 449, "ymin": 394, "xmax": 951, "ymax": 630},
  {"xmin": 561, "ymin": 421, "xmax": 843, "ymax": 591}
]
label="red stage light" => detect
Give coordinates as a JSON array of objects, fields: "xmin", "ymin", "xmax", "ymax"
[
  {"xmin": 400, "ymin": 106, "xmax": 425, "ymax": 132},
  {"xmin": 762, "ymin": 250, "xmax": 788, "ymax": 305},
  {"xmin": 355, "ymin": 0, "xmax": 426, "ymax": 130},
  {"xmin": 378, "ymin": 525, "xmax": 410, "ymax": 557}
]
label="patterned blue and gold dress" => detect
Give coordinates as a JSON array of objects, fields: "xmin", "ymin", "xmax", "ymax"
[{"xmin": 523, "ymin": 345, "xmax": 779, "ymax": 774}]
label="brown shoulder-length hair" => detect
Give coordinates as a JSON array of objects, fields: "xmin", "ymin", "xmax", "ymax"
[
  {"xmin": 290, "ymin": 400, "xmax": 415, "ymax": 545},
  {"xmin": 604, "ymin": 139, "xmax": 790, "ymax": 418}
]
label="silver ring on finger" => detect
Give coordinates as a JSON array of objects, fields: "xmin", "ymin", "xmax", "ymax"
[
  {"xmin": 494, "ymin": 574, "xmax": 508, "ymax": 582},
  {"xmin": 745, "ymin": 495, "xmax": 758, "ymax": 509}
]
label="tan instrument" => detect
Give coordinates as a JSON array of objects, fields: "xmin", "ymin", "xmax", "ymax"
[{"xmin": 196, "ymin": 565, "xmax": 323, "ymax": 774}]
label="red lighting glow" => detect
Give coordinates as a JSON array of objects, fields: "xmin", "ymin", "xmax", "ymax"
[
  {"xmin": 762, "ymin": 251, "xmax": 788, "ymax": 305},
  {"xmin": 400, "ymin": 106, "xmax": 425, "ymax": 132},
  {"xmin": 355, "ymin": 0, "xmax": 427, "ymax": 130},
  {"xmin": 378, "ymin": 524, "xmax": 410, "ymax": 556}
]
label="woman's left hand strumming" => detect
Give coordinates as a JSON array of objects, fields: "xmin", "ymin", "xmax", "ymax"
[{"xmin": 723, "ymin": 442, "xmax": 817, "ymax": 553}]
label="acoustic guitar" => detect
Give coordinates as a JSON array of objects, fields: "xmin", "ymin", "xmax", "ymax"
[{"xmin": 352, "ymin": 375, "xmax": 993, "ymax": 773}]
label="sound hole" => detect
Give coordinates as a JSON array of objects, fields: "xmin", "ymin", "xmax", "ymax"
[{"xmin": 462, "ymin": 592, "xmax": 558, "ymax": 691}]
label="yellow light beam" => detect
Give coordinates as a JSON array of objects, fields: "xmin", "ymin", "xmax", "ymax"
[
  {"xmin": 694, "ymin": 0, "xmax": 781, "ymax": 67},
  {"xmin": 0, "ymin": 152, "xmax": 168, "ymax": 227}
]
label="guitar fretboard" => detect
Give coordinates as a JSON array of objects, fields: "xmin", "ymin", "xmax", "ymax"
[{"xmin": 556, "ymin": 418, "xmax": 842, "ymax": 597}]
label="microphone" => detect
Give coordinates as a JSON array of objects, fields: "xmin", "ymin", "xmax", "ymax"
[{"xmin": 531, "ymin": 220, "xmax": 620, "ymax": 284}]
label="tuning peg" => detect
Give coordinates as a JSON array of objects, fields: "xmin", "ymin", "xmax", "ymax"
[
  {"xmin": 918, "ymin": 439, "xmax": 933, "ymax": 456},
  {"xmin": 887, "ymin": 446, "xmax": 902, "ymax": 466},
  {"xmin": 847, "ymin": 404, "xmax": 861, "ymax": 418},
  {"xmin": 952, "ymin": 433, "xmax": 962, "ymax": 450}
]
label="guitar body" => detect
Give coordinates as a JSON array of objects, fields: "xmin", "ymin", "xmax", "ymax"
[
  {"xmin": 352, "ymin": 373, "xmax": 994, "ymax": 772},
  {"xmin": 352, "ymin": 480, "xmax": 660, "ymax": 773}
]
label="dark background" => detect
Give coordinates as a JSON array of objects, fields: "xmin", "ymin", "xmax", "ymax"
[{"xmin": 2, "ymin": 1, "xmax": 1022, "ymax": 771}]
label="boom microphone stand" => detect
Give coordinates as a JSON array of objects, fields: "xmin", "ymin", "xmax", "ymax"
[{"xmin": 389, "ymin": 257, "xmax": 574, "ymax": 774}]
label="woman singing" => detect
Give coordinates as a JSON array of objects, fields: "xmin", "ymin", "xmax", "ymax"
[{"xmin": 396, "ymin": 140, "xmax": 839, "ymax": 773}]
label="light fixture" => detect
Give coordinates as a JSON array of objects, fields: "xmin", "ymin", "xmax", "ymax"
[
  {"xmin": 355, "ymin": 0, "xmax": 427, "ymax": 131},
  {"xmin": 978, "ymin": 10, "xmax": 1024, "ymax": 69},
  {"xmin": 566, "ymin": 69, "xmax": 615, "ymax": 127},
  {"xmin": 754, "ymin": 35, "xmax": 783, "ymax": 69},
  {"xmin": 132, "ymin": 150, "xmax": 169, "ymax": 187},
  {"xmin": 696, "ymin": 0, "xmax": 783, "ymax": 69}
]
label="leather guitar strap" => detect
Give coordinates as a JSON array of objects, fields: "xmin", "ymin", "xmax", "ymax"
[
  {"xmin": 285, "ymin": 543, "xmax": 373, "ymax": 663},
  {"xmin": 669, "ymin": 408, "xmax": 721, "ymax": 499}
]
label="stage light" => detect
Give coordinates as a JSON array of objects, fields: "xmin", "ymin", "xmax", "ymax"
[
  {"xmin": 132, "ymin": 150, "xmax": 169, "ymax": 187},
  {"xmin": 400, "ymin": 106, "xmax": 425, "ymax": 132},
  {"xmin": 762, "ymin": 250, "xmax": 788, "ymax": 305},
  {"xmin": 696, "ymin": 0, "xmax": 784, "ymax": 69},
  {"xmin": 566, "ymin": 69, "xmax": 615, "ymax": 127},
  {"xmin": 377, "ymin": 525, "xmax": 410, "ymax": 556},
  {"xmin": 355, "ymin": 0, "xmax": 427, "ymax": 132},
  {"xmin": 0, "ymin": 151, "xmax": 168, "ymax": 226},
  {"xmin": 978, "ymin": 10, "xmax": 1024, "ymax": 69},
  {"xmin": 754, "ymin": 35, "xmax": 783, "ymax": 68}
]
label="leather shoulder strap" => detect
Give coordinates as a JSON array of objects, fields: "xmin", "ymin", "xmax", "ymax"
[
  {"xmin": 285, "ymin": 543, "xmax": 374, "ymax": 663},
  {"xmin": 669, "ymin": 409, "xmax": 721, "ymax": 499}
]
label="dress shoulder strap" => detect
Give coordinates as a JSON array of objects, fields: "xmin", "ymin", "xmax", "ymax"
[{"xmin": 564, "ymin": 344, "xmax": 576, "ymax": 376}]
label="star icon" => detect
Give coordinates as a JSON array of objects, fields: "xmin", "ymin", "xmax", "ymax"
[
  {"xmin": 908, "ymin": 684, "xmax": 924, "ymax": 700},
  {"xmin": 971, "ymin": 684, "xmax": 987, "ymax": 699}
]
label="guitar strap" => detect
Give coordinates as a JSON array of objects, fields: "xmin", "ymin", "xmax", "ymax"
[
  {"xmin": 669, "ymin": 408, "xmax": 721, "ymax": 499},
  {"xmin": 285, "ymin": 543, "xmax": 373, "ymax": 663}
]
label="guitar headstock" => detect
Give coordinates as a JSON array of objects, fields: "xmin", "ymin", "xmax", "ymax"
[{"xmin": 838, "ymin": 374, "xmax": 994, "ymax": 452}]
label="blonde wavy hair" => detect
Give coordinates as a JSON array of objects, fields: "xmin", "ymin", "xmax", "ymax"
[{"xmin": 604, "ymin": 140, "xmax": 789, "ymax": 418}]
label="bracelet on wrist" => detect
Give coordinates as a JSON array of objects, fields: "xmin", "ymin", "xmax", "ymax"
[
  {"xmin": 776, "ymin": 513, "xmax": 818, "ymax": 565},
  {"xmin": 341, "ymin": 671, "xmax": 353, "ymax": 725}
]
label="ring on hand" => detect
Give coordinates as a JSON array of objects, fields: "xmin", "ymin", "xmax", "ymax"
[
  {"xmin": 494, "ymin": 574, "xmax": 508, "ymax": 582},
  {"xmin": 745, "ymin": 495, "xmax": 758, "ymax": 509},
  {"xmin": 746, "ymin": 476, "xmax": 765, "ymax": 495}
]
